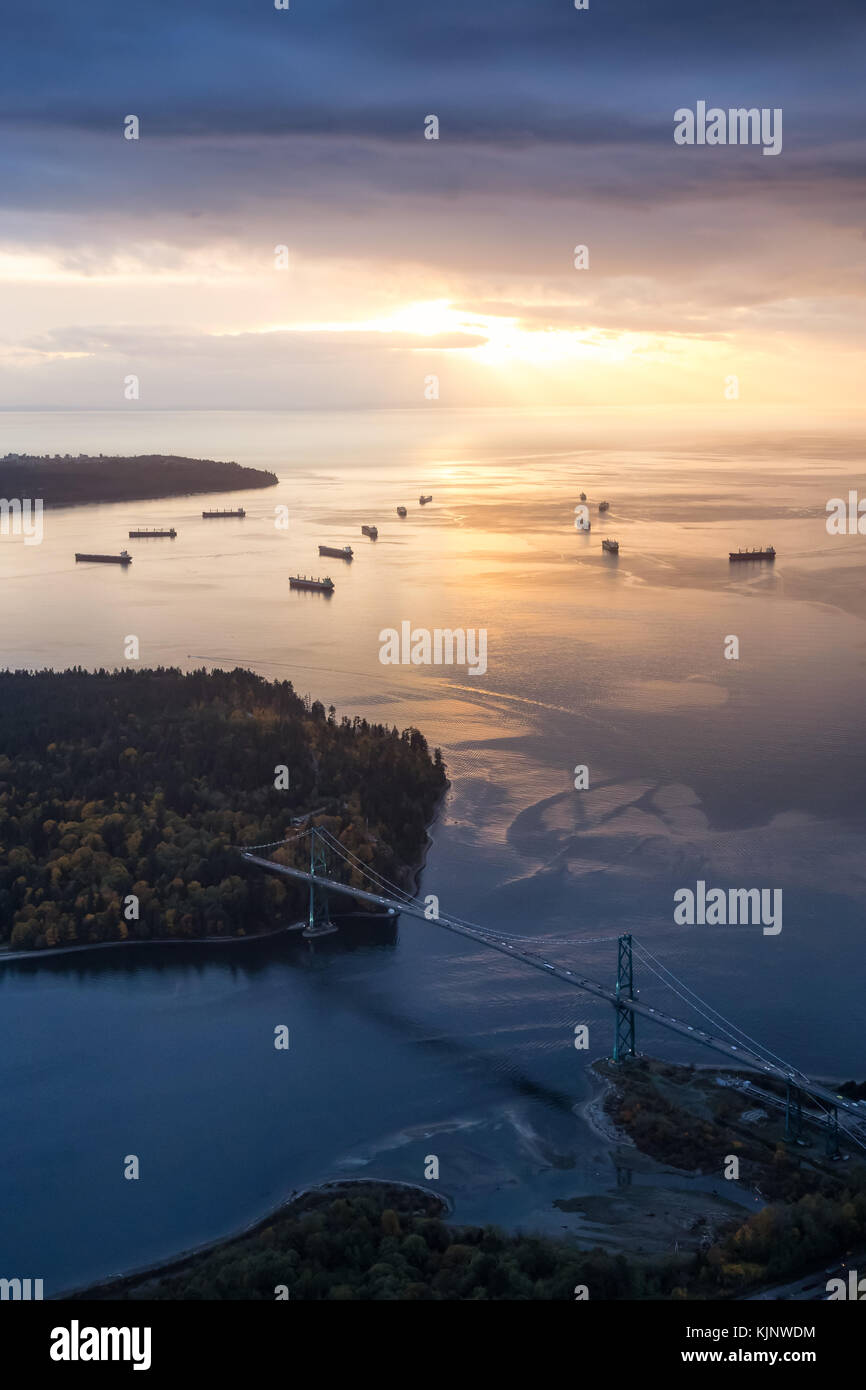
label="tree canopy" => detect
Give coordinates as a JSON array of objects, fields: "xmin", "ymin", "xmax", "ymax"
[{"xmin": 0, "ymin": 666, "xmax": 446, "ymax": 950}]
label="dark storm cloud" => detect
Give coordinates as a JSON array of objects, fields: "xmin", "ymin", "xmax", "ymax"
[
  {"xmin": 1, "ymin": 0, "xmax": 864, "ymax": 402},
  {"xmin": 2, "ymin": 0, "xmax": 864, "ymax": 141},
  {"xmin": 0, "ymin": 0, "xmax": 862, "ymax": 250}
]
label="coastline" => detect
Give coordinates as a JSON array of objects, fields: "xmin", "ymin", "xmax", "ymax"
[
  {"xmin": 60, "ymin": 1178, "xmax": 449, "ymax": 1301},
  {"xmin": 39, "ymin": 479, "xmax": 277, "ymax": 509},
  {"xmin": 577, "ymin": 1061, "xmax": 634, "ymax": 1150},
  {"xmin": 0, "ymin": 785, "xmax": 450, "ymax": 966},
  {"xmin": 0, "ymin": 455, "xmax": 278, "ymax": 510},
  {"xmin": 0, "ymin": 919, "xmax": 308, "ymax": 964},
  {"xmin": 405, "ymin": 780, "xmax": 450, "ymax": 897}
]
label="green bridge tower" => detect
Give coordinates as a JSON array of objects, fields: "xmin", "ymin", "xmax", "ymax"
[
  {"xmin": 303, "ymin": 828, "xmax": 339, "ymax": 939},
  {"xmin": 613, "ymin": 933, "xmax": 636, "ymax": 1063}
]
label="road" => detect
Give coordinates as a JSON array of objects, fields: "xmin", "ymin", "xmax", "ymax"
[{"xmin": 242, "ymin": 853, "xmax": 866, "ymax": 1140}]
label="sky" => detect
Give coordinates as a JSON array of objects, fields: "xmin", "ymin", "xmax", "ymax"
[{"xmin": 1, "ymin": 0, "xmax": 864, "ymax": 410}]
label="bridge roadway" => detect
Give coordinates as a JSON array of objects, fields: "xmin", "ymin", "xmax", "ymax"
[{"xmin": 242, "ymin": 852, "xmax": 865, "ymax": 1127}]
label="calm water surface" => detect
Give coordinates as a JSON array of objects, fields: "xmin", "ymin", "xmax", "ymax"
[{"xmin": 1, "ymin": 407, "xmax": 864, "ymax": 1291}]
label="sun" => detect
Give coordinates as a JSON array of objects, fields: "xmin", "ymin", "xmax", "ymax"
[{"xmin": 259, "ymin": 296, "xmax": 675, "ymax": 380}]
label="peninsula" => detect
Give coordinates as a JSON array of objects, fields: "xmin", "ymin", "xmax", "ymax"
[
  {"xmin": 0, "ymin": 453, "xmax": 278, "ymax": 507},
  {"xmin": 0, "ymin": 666, "xmax": 446, "ymax": 952}
]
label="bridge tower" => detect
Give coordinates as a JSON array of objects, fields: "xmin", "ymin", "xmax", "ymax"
[
  {"xmin": 824, "ymin": 1106, "xmax": 841, "ymax": 1160},
  {"xmin": 303, "ymin": 829, "xmax": 338, "ymax": 939},
  {"xmin": 784, "ymin": 1083, "xmax": 804, "ymax": 1144},
  {"xmin": 612, "ymin": 933, "xmax": 636, "ymax": 1063}
]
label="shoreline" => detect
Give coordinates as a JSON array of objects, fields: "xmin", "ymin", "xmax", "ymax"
[
  {"xmin": 0, "ymin": 786, "xmax": 450, "ymax": 966},
  {"xmin": 37, "ymin": 478, "xmax": 278, "ymax": 510},
  {"xmin": 59, "ymin": 1178, "xmax": 449, "ymax": 1301},
  {"xmin": 0, "ymin": 919, "xmax": 309, "ymax": 964},
  {"xmin": 577, "ymin": 1061, "xmax": 635, "ymax": 1149},
  {"xmin": 0, "ymin": 456, "xmax": 278, "ymax": 511}
]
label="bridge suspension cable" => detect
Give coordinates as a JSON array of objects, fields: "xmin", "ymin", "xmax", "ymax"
[
  {"xmin": 253, "ymin": 826, "xmax": 624, "ymax": 952},
  {"xmin": 315, "ymin": 830, "xmax": 418, "ymax": 906},
  {"xmin": 630, "ymin": 951, "xmax": 771, "ymax": 1066},
  {"xmin": 245, "ymin": 834, "xmax": 849, "ymax": 1104},
  {"xmin": 241, "ymin": 830, "xmax": 308, "ymax": 852},
  {"xmin": 240, "ymin": 836, "xmax": 866, "ymax": 1150},
  {"xmin": 631, "ymin": 940, "xmax": 812, "ymax": 1082},
  {"xmin": 317, "ymin": 828, "xmax": 605, "ymax": 947},
  {"xmin": 629, "ymin": 950, "xmax": 855, "ymax": 1134}
]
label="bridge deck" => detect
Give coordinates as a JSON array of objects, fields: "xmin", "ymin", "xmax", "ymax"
[{"xmin": 241, "ymin": 852, "xmax": 864, "ymax": 1128}]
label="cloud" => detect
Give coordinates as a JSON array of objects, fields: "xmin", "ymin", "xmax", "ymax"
[{"xmin": 0, "ymin": 0, "xmax": 864, "ymax": 409}]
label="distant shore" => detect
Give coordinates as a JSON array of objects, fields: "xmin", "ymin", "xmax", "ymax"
[{"xmin": 0, "ymin": 453, "xmax": 278, "ymax": 507}]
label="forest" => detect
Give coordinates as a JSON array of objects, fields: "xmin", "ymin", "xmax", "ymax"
[
  {"xmin": 603, "ymin": 1056, "xmax": 857, "ymax": 1203},
  {"xmin": 0, "ymin": 453, "xmax": 277, "ymax": 505},
  {"xmin": 0, "ymin": 666, "xmax": 446, "ymax": 951},
  {"xmin": 82, "ymin": 1175, "xmax": 866, "ymax": 1301},
  {"xmin": 83, "ymin": 1182, "xmax": 667, "ymax": 1301}
]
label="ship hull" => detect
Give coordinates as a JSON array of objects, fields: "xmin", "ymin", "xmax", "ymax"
[
  {"xmin": 75, "ymin": 554, "xmax": 131, "ymax": 565},
  {"xmin": 318, "ymin": 546, "xmax": 353, "ymax": 560},
  {"xmin": 289, "ymin": 577, "xmax": 334, "ymax": 593}
]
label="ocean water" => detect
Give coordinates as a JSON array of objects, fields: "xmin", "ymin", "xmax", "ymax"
[{"xmin": 1, "ymin": 406, "xmax": 864, "ymax": 1291}]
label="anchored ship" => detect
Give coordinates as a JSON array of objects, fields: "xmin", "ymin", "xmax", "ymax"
[
  {"xmin": 396, "ymin": 506, "xmax": 407, "ymax": 517},
  {"xmin": 361, "ymin": 524, "xmax": 378, "ymax": 539},
  {"xmin": 129, "ymin": 527, "xmax": 176, "ymax": 538},
  {"xmin": 75, "ymin": 549, "xmax": 132, "ymax": 565},
  {"xmin": 579, "ymin": 492, "xmax": 587, "ymax": 502},
  {"xmin": 419, "ymin": 494, "xmax": 433, "ymax": 505},
  {"xmin": 202, "ymin": 507, "xmax": 245, "ymax": 518},
  {"xmin": 601, "ymin": 538, "xmax": 619, "ymax": 554},
  {"xmin": 318, "ymin": 544, "xmax": 353, "ymax": 560},
  {"xmin": 598, "ymin": 500, "xmax": 610, "ymax": 512},
  {"xmin": 729, "ymin": 546, "xmax": 776, "ymax": 562},
  {"xmin": 289, "ymin": 575, "xmax": 335, "ymax": 593}
]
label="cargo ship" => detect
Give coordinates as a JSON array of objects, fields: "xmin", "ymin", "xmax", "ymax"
[
  {"xmin": 598, "ymin": 500, "xmax": 610, "ymax": 512},
  {"xmin": 729, "ymin": 546, "xmax": 776, "ymax": 562},
  {"xmin": 318, "ymin": 544, "xmax": 353, "ymax": 561},
  {"xmin": 289, "ymin": 575, "xmax": 335, "ymax": 593},
  {"xmin": 75, "ymin": 549, "xmax": 132, "ymax": 565},
  {"xmin": 202, "ymin": 507, "xmax": 245, "ymax": 518},
  {"xmin": 579, "ymin": 491, "xmax": 586, "ymax": 502},
  {"xmin": 361, "ymin": 524, "xmax": 378, "ymax": 539},
  {"xmin": 129, "ymin": 527, "xmax": 176, "ymax": 538},
  {"xmin": 601, "ymin": 538, "xmax": 619, "ymax": 554},
  {"xmin": 397, "ymin": 506, "xmax": 407, "ymax": 517},
  {"xmin": 419, "ymin": 494, "xmax": 433, "ymax": 505}
]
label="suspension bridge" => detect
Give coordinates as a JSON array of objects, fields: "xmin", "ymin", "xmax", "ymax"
[{"xmin": 241, "ymin": 824, "xmax": 866, "ymax": 1159}]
